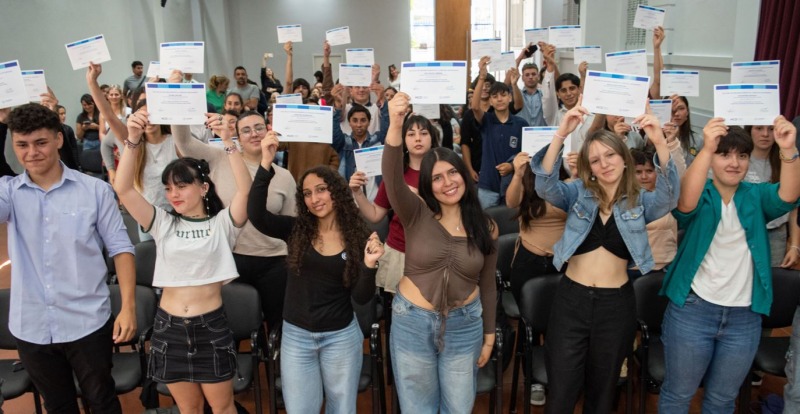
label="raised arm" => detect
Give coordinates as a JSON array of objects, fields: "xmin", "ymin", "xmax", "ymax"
[
  {"xmin": 283, "ymin": 41, "xmax": 294, "ymax": 92},
  {"xmin": 773, "ymin": 116, "xmax": 800, "ymax": 203},
  {"xmin": 540, "ymin": 43, "xmax": 559, "ymax": 126},
  {"xmin": 677, "ymin": 118, "xmax": 727, "ymax": 213},
  {"xmin": 578, "ymin": 61, "xmax": 588, "ymax": 95},
  {"xmin": 87, "ymin": 63, "xmax": 128, "ymax": 143},
  {"xmin": 352, "ymin": 233, "xmax": 383, "ymax": 304},
  {"xmin": 636, "ymin": 111, "xmax": 679, "ymax": 220},
  {"xmin": 649, "ymin": 26, "xmax": 665, "ymax": 99},
  {"xmin": 321, "ymin": 41, "xmax": 333, "ymax": 102},
  {"xmin": 247, "ymin": 131, "xmax": 295, "ymax": 240},
  {"xmin": 381, "ymin": 92, "xmax": 423, "ymax": 223},
  {"xmin": 350, "ymin": 172, "xmax": 389, "ymax": 223},
  {"xmin": 506, "ymin": 152, "xmax": 531, "ymax": 208},
  {"xmin": 471, "ymin": 56, "xmax": 490, "ymax": 124},
  {"xmin": 206, "ymin": 113, "xmax": 250, "ymax": 226},
  {"xmin": 113, "ymin": 108, "xmax": 155, "ymax": 229},
  {"xmin": 507, "ymin": 68, "xmax": 524, "ymax": 112},
  {"xmin": 541, "ymin": 96, "xmax": 588, "ymax": 174}
]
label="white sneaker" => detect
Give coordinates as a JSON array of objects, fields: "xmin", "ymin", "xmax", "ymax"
[{"xmin": 530, "ymin": 383, "xmax": 546, "ymax": 406}]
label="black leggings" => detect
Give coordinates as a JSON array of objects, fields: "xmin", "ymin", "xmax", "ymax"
[
  {"xmin": 233, "ymin": 253, "xmax": 288, "ymax": 330},
  {"xmin": 509, "ymin": 242, "xmax": 559, "ymax": 306}
]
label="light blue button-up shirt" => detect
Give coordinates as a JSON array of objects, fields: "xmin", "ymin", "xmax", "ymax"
[
  {"xmin": 521, "ymin": 88, "xmax": 546, "ymax": 127},
  {"xmin": 0, "ymin": 164, "xmax": 134, "ymax": 344}
]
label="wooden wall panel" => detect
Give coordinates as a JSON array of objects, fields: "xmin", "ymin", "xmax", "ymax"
[{"xmin": 435, "ymin": 0, "xmax": 471, "ymax": 62}]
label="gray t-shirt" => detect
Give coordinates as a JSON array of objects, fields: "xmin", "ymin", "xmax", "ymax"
[{"xmin": 231, "ymin": 83, "xmax": 260, "ymax": 103}]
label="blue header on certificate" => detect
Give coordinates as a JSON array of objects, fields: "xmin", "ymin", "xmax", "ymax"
[
  {"xmin": 21, "ymin": 70, "xmax": 44, "ymax": 75},
  {"xmin": 0, "ymin": 61, "xmax": 19, "ymax": 69},
  {"xmin": 650, "ymin": 99, "xmax": 672, "ymax": 104},
  {"xmin": 402, "ymin": 62, "xmax": 467, "ymax": 68},
  {"xmin": 354, "ymin": 146, "xmax": 383, "ymax": 154},
  {"xmin": 340, "ymin": 64, "xmax": 371, "ymax": 68},
  {"xmin": 575, "ymin": 46, "xmax": 601, "ymax": 49},
  {"xmin": 327, "ymin": 26, "xmax": 348, "ymax": 33},
  {"xmin": 346, "ymin": 48, "xmax": 373, "ymax": 52},
  {"xmin": 606, "ymin": 49, "xmax": 646, "ymax": 57},
  {"xmin": 588, "ymin": 71, "xmax": 650, "ymax": 83},
  {"xmin": 525, "ymin": 28, "xmax": 548, "ymax": 32},
  {"xmin": 66, "ymin": 35, "xmax": 104, "ymax": 48},
  {"xmin": 638, "ymin": 5, "xmax": 665, "ymax": 12},
  {"xmin": 277, "ymin": 24, "xmax": 300, "ymax": 28},
  {"xmin": 732, "ymin": 61, "xmax": 780, "ymax": 67},
  {"xmin": 161, "ymin": 42, "xmax": 204, "ymax": 47},
  {"xmin": 662, "ymin": 70, "xmax": 699, "ymax": 74},
  {"xmin": 550, "ymin": 25, "xmax": 581, "ymax": 29},
  {"xmin": 715, "ymin": 84, "xmax": 778, "ymax": 90},
  {"xmin": 473, "ymin": 38, "xmax": 501, "ymax": 43},
  {"xmin": 146, "ymin": 83, "xmax": 204, "ymax": 89},
  {"xmin": 523, "ymin": 126, "xmax": 559, "ymax": 132},
  {"xmin": 274, "ymin": 104, "xmax": 333, "ymax": 112}
]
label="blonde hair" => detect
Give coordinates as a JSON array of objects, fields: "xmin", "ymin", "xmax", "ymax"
[
  {"xmin": 576, "ymin": 130, "xmax": 640, "ymax": 211},
  {"xmin": 208, "ymin": 75, "xmax": 229, "ymax": 91}
]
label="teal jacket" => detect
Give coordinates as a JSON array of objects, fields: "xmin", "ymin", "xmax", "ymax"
[{"xmin": 661, "ymin": 180, "xmax": 799, "ymax": 315}]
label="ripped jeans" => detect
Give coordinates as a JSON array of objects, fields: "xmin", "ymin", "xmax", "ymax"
[{"xmin": 784, "ymin": 306, "xmax": 800, "ymax": 413}]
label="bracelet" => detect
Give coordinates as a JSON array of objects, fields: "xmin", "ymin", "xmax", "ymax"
[
  {"xmin": 123, "ymin": 138, "xmax": 142, "ymax": 149},
  {"xmin": 224, "ymin": 144, "xmax": 239, "ymax": 155},
  {"xmin": 779, "ymin": 149, "xmax": 799, "ymax": 163},
  {"xmin": 791, "ymin": 245, "xmax": 800, "ymax": 254},
  {"xmin": 554, "ymin": 132, "xmax": 567, "ymax": 140}
]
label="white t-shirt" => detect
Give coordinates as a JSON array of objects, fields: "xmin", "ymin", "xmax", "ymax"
[
  {"xmin": 691, "ymin": 200, "xmax": 754, "ymax": 307},
  {"xmin": 141, "ymin": 134, "xmax": 178, "ymax": 211},
  {"xmin": 147, "ymin": 207, "xmax": 242, "ymax": 287}
]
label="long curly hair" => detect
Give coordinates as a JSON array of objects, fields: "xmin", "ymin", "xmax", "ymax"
[{"xmin": 287, "ymin": 166, "xmax": 371, "ymax": 288}]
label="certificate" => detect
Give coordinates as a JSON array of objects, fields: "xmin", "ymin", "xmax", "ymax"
[
  {"xmin": 354, "ymin": 145, "xmax": 384, "ymax": 177},
  {"xmin": 146, "ymin": 61, "xmax": 160, "ymax": 78},
  {"xmin": 326, "ymin": 26, "xmax": 351, "ymax": 46},
  {"xmin": 524, "ymin": 28, "xmax": 549, "ymax": 46},
  {"xmin": 400, "ymin": 61, "xmax": 467, "ymax": 104},
  {"xmin": 275, "ymin": 93, "xmax": 303, "ymax": 104},
  {"xmin": 339, "ymin": 64, "xmax": 372, "ymax": 87},
  {"xmin": 730, "ymin": 61, "xmax": 780, "ymax": 84},
  {"xmin": 159, "ymin": 42, "xmax": 205, "ymax": 78},
  {"xmin": 21, "ymin": 70, "xmax": 47, "ymax": 102},
  {"xmin": 145, "ymin": 83, "xmax": 207, "ymax": 125},
  {"xmin": 471, "ymin": 38, "xmax": 502, "ymax": 61},
  {"xmin": 661, "ymin": 70, "xmax": 699, "ymax": 97},
  {"xmin": 714, "ymin": 84, "xmax": 779, "ymax": 126},
  {"xmin": 649, "ymin": 99, "xmax": 673, "ymax": 126},
  {"xmin": 582, "ymin": 71, "xmax": 651, "ymax": 118},
  {"xmin": 548, "ymin": 25, "xmax": 582, "ymax": 48},
  {"xmin": 277, "ymin": 24, "xmax": 303, "ymax": 43},
  {"xmin": 574, "ymin": 46, "xmax": 602, "ymax": 64},
  {"xmin": 605, "ymin": 49, "xmax": 647, "ymax": 77},
  {"xmin": 346, "ymin": 48, "xmax": 375, "ymax": 66},
  {"xmin": 0, "ymin": 60, "xmax": 29, "ymax": 109},
  {"xmin": 65, "ymin": 35, "xmax": 111, "ymax": 70},
  {"xmin": 272, "ymin": 104, "xmax": 334, "ymax": 143},
  {"xmin": 522, "ymin": 127, "xmax": 558, "ymax": 155},
  {"xmin": 491, "ymin": 51, "xmax": 517, "ymax": 71},
  {"xmin": 633, "ymin": 5, "xmax": 666, "ymax": 30},
  {"xmin": 413, "ymin": 104, "xmax": 440, "ymax": 120}
]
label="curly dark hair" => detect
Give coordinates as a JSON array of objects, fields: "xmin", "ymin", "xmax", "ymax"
[
  {"xmin": 287, "ymin": 166, "xmax": 371, "ymax": 288},
  {"xmin": 7, "ymin": 103, "xmax": 61, "ymax": 135}
]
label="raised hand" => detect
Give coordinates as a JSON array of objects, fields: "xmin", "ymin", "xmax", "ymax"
[
  {"xmin": 512, "ymin": 152, "xmax": 531, "ymax": 177},
  {"xmin": 578, "ymin": 61, "xmax": 588, "ymax": 78},
  {"xmin": 363, "ymin": 232, "xmax": 384, "ymax": 268},
  {"xmin": 205, "ymin": 112, "xmax": 231, "ymax": 140},
  {"xmin": 557, "ymin": 94, "xmax": 589, "ymax": 137},
  {"xmin": 349, "ymin": 171, "xmax": 368, "ymax": 194},
  {"xmin": 167, "ymin": 70, "xmax": 183, "ymax": 84},
  {"xmin": 87, "ymin": 62, "xmax": 102, "ymax": 83},
  {"xmin": 331, "ymin": 83, "xmax": 345, "ymax": 109},
  {"xmin": 508, "ymin": 67, "xmax": 521, "ymax": 84},
  {"xmin": 126, "ymin": 108, "xmax": 149, "ymax": 144},
  {"xmin": 323, "ymin": 40, "xmax": 331, "ymax": 58},
  {"xmin": 388, "ymin": 92, "xmax": 410, "ymax": 126},
  {"xmin": 283, "ymin": 41, "xmax": 293, "ymax": 56},
  {"xmin": 773, "ymin": 115, "xmax": 797, "ymax": 151},
  {"xmin": 260, "ymin": 130, "xmax": 280, "ymax": 168},
  {"xmin": 701, "ymin": 117, "xmax": 729, "ymax": 154},
  {"xmin": 478, "ymin": 56, "xmax": 490, "ymax": 78},
  {"xmin": 653, "ymin": 26, "xmax": 665, "ymax": 49}
]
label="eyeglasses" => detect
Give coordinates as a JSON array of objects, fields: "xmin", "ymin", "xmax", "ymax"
[{"xmin": 239, "ymin": 124, "xmax": 267, "ymax": 136}]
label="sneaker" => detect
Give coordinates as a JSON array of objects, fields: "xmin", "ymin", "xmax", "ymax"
[{"xmin": 530, "ymin": 383, "xmax": 546, "ymax": 406}]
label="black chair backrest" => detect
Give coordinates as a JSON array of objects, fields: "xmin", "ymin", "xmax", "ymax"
[
  {"xmin": 486, "ymin": 205, "xmax": 519, "ymax": 236},
  {"xmin": 763, "ymin": 267, "xmax": 800, "ymax": 329},
  {"xmin": 108, "ymin": 284, "xmax": 157, "ymax": 345},
  {"xmin": 518, "ymin": 274, "xmax": 562, "ymax": 337},
  {"xmin": 221, "ymin": 283, "xmax": 263, "ymax": 341},
  {"xmin": 496, "ymin": 233, "xmax": 518, "ymax": 283},
  {"xmin": 0, "ymin": 289, "xmax": 15, "ymax": 350},
  {"xmin": 80, "ymin": 149, "xmax": 103, "ymax": 174},
  {"xmin": 632, "ymin": 271, "xmax": 669, "ymax": 334},
  {"xmin": 135, "ymin": 240, "xmax": 156, "ymax": 287},
  {"xmin": 352, "ymin": 294, "xmax": 379, "ymax": 338}
]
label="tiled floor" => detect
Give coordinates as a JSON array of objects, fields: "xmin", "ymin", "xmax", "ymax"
[{"xmin": 0, "ymin": 223, "xmax": 791, "ymax": 413}]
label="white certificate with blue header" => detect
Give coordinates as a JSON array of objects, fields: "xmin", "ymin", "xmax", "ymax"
[
  {"xmin": 730, "ymin": 61, "xmax": 780, "ymax": 85},
  {"xmin": 326, "ymin": 26, "xmax": 351, "ymax": 46},
  {"xmin": 354, "ymin": 145, "xmax": 384, "ymax": 177},
  {"xmin": 714, "ymin": 84, "xmax": 779, "ymax": 126},
  {"xmin": 661, "ymin": 70, "xmax": 699, "ymax": 97},
  {"xmin": 582, "ymin": 71, "xmax": 651, "ymax": 118},
  {"xmin": 65, "ymin": 35, "xmax": 111, "ymax": 70},
  {"xmin": 21, "ymin": 70, "xmax": 47, "ymax": 102},
  {"xmin": 400, "ymin": 61, "xmax": 467, "ymax": 104},
  {"xmin": 548, "ymin": 25, "xmax": 582, "ymax": 48},
  {"xmin": 0, "ymin": 60, "xmax": 29, "ymax": 109},
  {"xmin": 633, "ymin": 5, "xmax": 666, "ymax": 30},
  {"xmin": 522, "ymin": 127, "xmax": 559, "ymax": 156},
  {"xmin": 346, "ymin": 48, "xmax": 374, "ymax": 66},
  {"xmin": 272, "ymin": 104, "xmax": 334, "ymax": 143},
  {"xmin": 276, "ymin": 93, "xmax": 303, "ymax": 104},
  {"xmin": 339, "ymin": 64, "xmax": 372, "ymax": 86},
  {"xmin": 471, "ymin": 38, "xmax": 502, "ymax": 61},
  {"xmin": 605, "ymin": 49, "xmax": 648, "ymax": 77},
  {"xmin": 649, "ymin": 99, "xmax": 673, "ymax": 126},
  {"xmin": 145, "ymin": 83, "xmax": 207, "ymax": 125},
  {"xmin": 277, "ymin": 24, "xmax": 303, "ymax": 43},
  {"xmin": 491, "ymin": 51, "xmax": 517, "ymax": 71},
  {"xmin": 524, "ymin": 28, "xmax": 549, "ymax": 46},
  {"xmin": 574, "ymin": 46, "xmax": 603, "ymax": 64},
  {"xmin": 159, "ymin": 42, "xmax": 205, "ymax": 78}
]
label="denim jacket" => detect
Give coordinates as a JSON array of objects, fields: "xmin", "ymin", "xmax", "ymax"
[
  {"xmin": 332, "ymin": 103, "xmax": 390, "ymax": 181},
  {"xmin": 530, "ymin": 144, "xmax": 680, "ymax": 273}
]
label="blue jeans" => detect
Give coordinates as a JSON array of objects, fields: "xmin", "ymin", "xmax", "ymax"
[
  {"xmin": 659, "ymin": 293, "xmax": 761, "ymax": 413},
  {"xmin": 390, "ymin": 292, "xmax": 483, "ymax": 414},
  {"xmin": 280, "ymin": 317, "xmax": 363, "ymax": 414},
  {"xmin": 477, "ymin": 188, "xmax": 501, "ymax": 209},
  {"xmin": 82, "ymin": 138, "xmax": 100, "ymax": 151},
  {"xmin": 784, "ymin": 306, "xmax": 800, "ymax": 413}
]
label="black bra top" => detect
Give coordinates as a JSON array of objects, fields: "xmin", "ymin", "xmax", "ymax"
[{"xmin": 573, "ymin": 213, "xmax": 631, "ymax": 261}]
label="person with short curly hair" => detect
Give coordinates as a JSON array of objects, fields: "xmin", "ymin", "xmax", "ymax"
[{"xmin": 247, "ymin": 131, "xmax": 384, "ymax": 413}]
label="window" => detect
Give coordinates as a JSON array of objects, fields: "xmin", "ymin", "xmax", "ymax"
[{"xmin": 410, "ymin": 0, "xmax": 435, "ymax": 61}]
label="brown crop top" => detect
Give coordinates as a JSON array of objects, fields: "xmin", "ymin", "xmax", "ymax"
[{"xmin": 381, "ymin": 143, "xmax": 497, "ymax": 334}]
